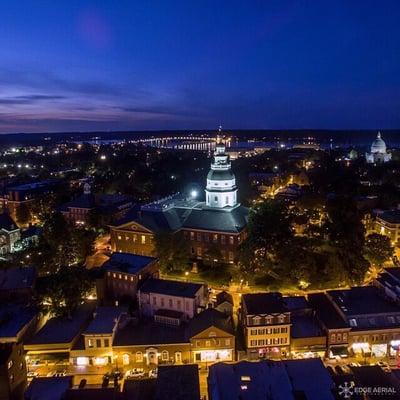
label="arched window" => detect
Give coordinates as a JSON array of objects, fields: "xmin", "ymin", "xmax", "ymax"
[
  {"xmin": 135, "ymin": 351, "xmax": 143, "ymax": 363},
  {"xmin": 122, "ymin": 354, "xmax": 130, "ymax": 365},
  {"xmin": 161, "ymin": 350, "xmax": 169, "ymax": 361}
]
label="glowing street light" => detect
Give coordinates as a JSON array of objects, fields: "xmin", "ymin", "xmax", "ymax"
[{"xmin": 190, "ymin": 190, "xmax": 198, "ymax": 198}]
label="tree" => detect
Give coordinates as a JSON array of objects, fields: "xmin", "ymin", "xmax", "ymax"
[
  {"xmin": 324, "ymin": 196, "xmax": 369, "ymax": 284},
  {"xmin": 16, "ymin": 203, "xmax": 31, "ymax": 226},
  {"xmin": 364, "ymin": 233, "xmax": 394, "ymax": 266},
  {"xmin": 38, "ymin": 266, "xmax": 92, "ymax": 318},
  {"xmin": 204, "ymin": 244, "xmax": 223, "ymax": 269},
  {"xmin": 238, "ymin": 199, "xmax": 294, "ymax": 275},
  {"xmin": 153, "ymin": 232, "xmax": 190, "ymax": 272}
]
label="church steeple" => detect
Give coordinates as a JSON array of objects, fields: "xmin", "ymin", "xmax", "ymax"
[{"xmin": 205, "ymin": 128, "xmax": 238, "ymax": 208}]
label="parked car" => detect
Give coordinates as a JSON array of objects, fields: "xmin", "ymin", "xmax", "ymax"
[
  {"xmin": 125, "ymin": 368, "xmax": 145, "ymax": 379},
  {"xmin": 104, "ymin": 370, "xmax": 122, "ymax": 380}
]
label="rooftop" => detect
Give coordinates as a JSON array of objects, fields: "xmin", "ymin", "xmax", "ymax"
[
  {"xmin": 103, "ymin": 253, "xmax": 157, "ymax": 275},
  {"xmin": 27, "ymin": 302, "xmax": 95, "ymax": 346},
  {"xmin": 113, "ymin": 317, "xmax": 187, "ymax": 347},
  {"xmin": 139, "ymin": 278, "xmax": 204, "ymax": 298},
  {"xmin": 113, "ymin": 194, "xmax": 248, "ymax": 234},
  {"xmin": 25, "ymin": 376, "xmax": 73, "ymax": 400},
  {"xmin": 0, "ymin": 266, "xmax": 36, "ymax": 292},
  {"xmin": 0, "ymin": 304, "xmax": 38, "ymax": 340},
  {"xmin": 242, "ymin": 292, "xmax": 288, "ymax": 315},
  {"xmin": 377, "ymin": 210, "xmax": 400, "ymax": 224},
  {"xmin": 0, "ymin": 213, "xmax": 18, "ymax": 231},
  {"xmin": 187, "ymin": 308, "xmax": 234, "ymax": 338},
  {"xmin": 328, "ymin": 286, "xmax": 400, "ymax": 316},
  {"xmin": 307, "ymin": 293, "xmax": 348, "ymax": 330},
  {"xmin": 208, "ymin": 359, "xmax": 335, "ymax": 400},
  {"xmin": 155, "ymin": 365, "xmax": 200, "ymax": 400},
  {"xmin": 291, "ymin": 314, "xmax": 324, "ymax": 338},
  {"xmin": 84, "ymin": 306, "xmax": 126, "ymax": 335}
]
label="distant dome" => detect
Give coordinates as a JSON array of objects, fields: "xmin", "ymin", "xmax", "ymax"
[{"xmin": 371, "ymin": 132, "xmax": 387, "ymax": 154}]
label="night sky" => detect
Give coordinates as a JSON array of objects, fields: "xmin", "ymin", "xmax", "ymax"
[{"xmin": 1, "ymin": 1, "xmax": 400, "ymax": 133}]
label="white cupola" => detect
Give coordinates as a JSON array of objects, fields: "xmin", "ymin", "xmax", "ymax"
[{"xmin": 205, "ymin": 139, "xmax": 238, "ymax": 208}]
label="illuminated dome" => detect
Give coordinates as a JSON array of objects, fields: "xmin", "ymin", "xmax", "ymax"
[{"xmin": 371, "ymin": 132, "xmax": 387, "ymax": 154}]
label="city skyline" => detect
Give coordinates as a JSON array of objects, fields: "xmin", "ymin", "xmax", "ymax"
[{"xmin": 1, "ymin": 1, "xmax": 400, "ymax": 133}]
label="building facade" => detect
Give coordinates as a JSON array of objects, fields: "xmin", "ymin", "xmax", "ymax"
[{"xmin": 240, "ymin": 293, "xmax": 291, "ymax": 359}]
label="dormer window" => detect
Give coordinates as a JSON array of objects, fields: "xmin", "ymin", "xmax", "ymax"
[{"xmin": 253, "ymin": 316, "xmax": 261, "ymax": 325}]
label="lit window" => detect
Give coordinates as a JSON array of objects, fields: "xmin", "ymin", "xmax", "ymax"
[
  {"xmin": 161, "ymin": 351, "xmax": 169, "ymax": 361},
  {"xmin": 241, "ymin": 376, "xmax": 251, "ymax": 382},
  {"xmin": 7, "ymin": 360, "xmax": 13, "ymax": 369},
  {"xmin": 117, "ymin": 236, "xmax": 122, "ymax": 240},
  {"xmin": 88, "ymin": 339, "xmax": 94, "ymax": 348},
  {"xmin": 136, "ymin": 352, "xmax": 143, "ymax": 363},
  {"xmin": 122, "ymin": 354, "xmax": 130, "ymax": 365},
  {"xmin": 141, "ymin": 235, "xmax": 146, "ymax": 244}
]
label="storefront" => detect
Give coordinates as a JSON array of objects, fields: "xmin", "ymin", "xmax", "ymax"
[
  {"xmin": 193, "ymin": 349, "xmax": 232, "ymax": 363},
  {"xmin": 371, "ymin": 343, "xmax": 387, "ymax": 358},
  {"xmin": 351, "ymin": 342, "xmax": 371, "ymax": 356}
]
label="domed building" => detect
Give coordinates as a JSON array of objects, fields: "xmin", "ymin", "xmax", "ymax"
[
  {"xmin": 366, "ymin": 132, "xmax": 391, "ymax": 164},
  {"xmin": 110, "ymin": 137, "xmax": 248, "ymax": 264}
]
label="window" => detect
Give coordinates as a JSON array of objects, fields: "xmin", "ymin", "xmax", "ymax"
[
  {"xmin": 141, "ymin": 235, "xmax": 146, "ymax": 244},
  {"xmin": 88, "ymin": 339, "xmax": 94, "ymax": 348},
  {"xmin": 225, "ymin": 196, "xmax": 229, "ymax": 204},
  {"xmin": 153, "ymin": 297, "xmax": 157, "ymax": 305},
  {"xmin": 225, "ymin": 338, "xmax": 230, "ymax": 346},
  {"xmin": 258, "ymin": 339, "xmax": 265, "ymax": 346},
  {"xmin": 257, "ymin": 329, "xmax": 265, "ymax": 335},
  {"xmin": 96, "ymin": 339, "xmax": 101, "ymax": 347},
  {"xmin": 250, "ymin": 340, "xmax": 257, "ymax": 346},
  {"xmin": 349, "ymin": 319, "xmax": 357, "ymax": 327},
  {"xmin": 213, "ymin": 234, "xmax": 218, "ymax": 242},
  {"xmin": 122, "ymin": 354, "xmax": 130, "ymax": 365},
  {"xmin": 135, "ymin": 352, "xmax": 143, "ymax": 363},
  {"xmin": 278, "ymin": 315, "xmax": 285, "ymax": 323},
  {"xmin": 190, "ymin": 232, "xmax": 195, "ymax": 241},
  {"xmin": 169, "ymin": 299, "xmax": 173, "ymax": 308},
  {"xmin": 229, "ymin": 236, "xmax": 234, "ymax": 245},
  {"xmin": 104, "ymin": 339, "xmax": 110, "ymax": 347},
  {"xmin": 7, "ymin": 360, "xmax": 13, "ymax": 369},
  {"xmin": 177, "ymin": 300, "xmax": 181, "ymax": 310},
  {"xmin": 209, "ymin": 331, "xmax": 217, "ymax": 337},
  {"xmin": 161, "ymin": 298, "xmax": 165, "ymax": 307},
  {"xmin": 253, "ymin": 316, "xmax": 261, "ymax": 325},
  {"xmin": 221, "ymin": 236, "xmax": 226, "ymax": 245},
  {"xmin": 117, "ymin": 235, "xmax": 122, "ymax": 240},
  {"xmin": 214, "ymin": 196, "xmax": 218, "ymax": 202},
  {"xmin": 161, "ymin": 351, "xmax": 169, "ymax": 361},
  {"xmin": 206, "ymin": 340, "xmax": 211, "ymax": 347},
  {"xmin": 185, "ymin": 302, "xmax": 190, "ymax": 311},
  {"xmin": 197, "ymin": 233, "xmax": 201, "ymax": 242},
  {"xmin": 265, "ymin": 316, "xmax": 272, "ymax": 324},
  {"xmin": 331, "ymin": 334, "xmax": 336, "ymax": 343}
]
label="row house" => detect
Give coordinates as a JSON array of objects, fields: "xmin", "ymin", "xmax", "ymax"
[{"xmin": 240, "ymin": 293, "xmax": 291, "ymax": 359}]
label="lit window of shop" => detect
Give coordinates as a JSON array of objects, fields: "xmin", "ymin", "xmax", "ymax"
[{"xmin": 122, "ymin": 354, "xmax": 130, "ymax": 365}]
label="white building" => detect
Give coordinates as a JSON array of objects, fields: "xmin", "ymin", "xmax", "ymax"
[{"xmin": 365, "ymin": 132, "xmax": 392, "ymax": 164}]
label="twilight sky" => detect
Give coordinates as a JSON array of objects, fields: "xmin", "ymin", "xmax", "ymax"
[{"xmin": 1, "ymin": 0, "xmax": 400, "ymax": 133}]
